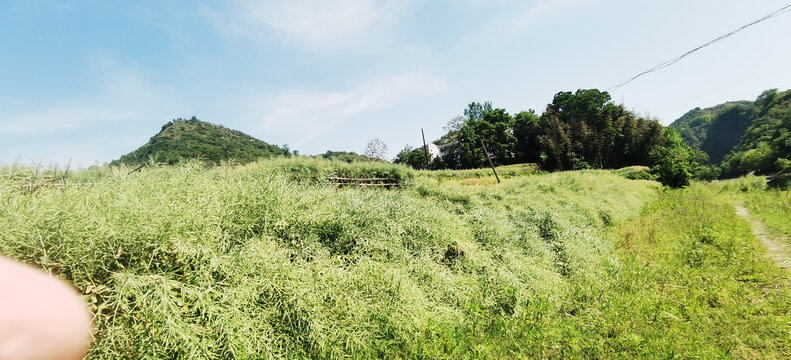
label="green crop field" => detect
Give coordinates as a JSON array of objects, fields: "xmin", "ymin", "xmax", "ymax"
[{"xmin": 1, "ymin": 159, "xmax": 789, "ymax": 359}]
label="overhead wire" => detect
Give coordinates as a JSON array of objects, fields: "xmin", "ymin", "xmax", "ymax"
[{"xmin": 607, "ymin": 3, "xmax": 791, "ymax": 92}]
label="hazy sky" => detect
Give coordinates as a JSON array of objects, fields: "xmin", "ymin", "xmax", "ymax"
[{"xmin": 2, "ymin": 0, "xmax": 790, "ymax": 167}]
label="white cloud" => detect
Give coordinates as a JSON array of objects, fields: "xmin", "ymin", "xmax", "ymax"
[
  {"xmin": 466, "ymin": 0, "xmax": 601, "ymax": 40},
  {"xmin": 243, "ymin": 73, "xmax": 449, "ymax": 147},
  {"xmin": 201, "ymin": 0, "xmax": 406, "ymax": 52},
  {"xmin": 514, "ymin": 0, "xmax": 600, "ymax": 28}
]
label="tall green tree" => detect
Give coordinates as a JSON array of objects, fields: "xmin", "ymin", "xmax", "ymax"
[
  {"xmin": 650, "ymin": 127, "xmax": 696, "ymax": 188},
  {"xmin": 464, "ymin": 101, "xmax": 493, "ymax": 122},
  {"xmin": 536, "ymin": 89, "xmax": 664, "ymax": 171},
  {"xmin": 453, "ymin": 104, "xmax": 516, "ymax": 168},
  {"xmin": 393, "ymin": 146, "xmax": 429, "ymax": 169},
  {"xmin": 513, "ymin": 110, "xmax": 541, "ymax": 163}
]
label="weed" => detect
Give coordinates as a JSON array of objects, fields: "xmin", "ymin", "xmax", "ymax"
[{"xmin": 2, "ymin": 162, "xmax": 787, "ymax": 358}]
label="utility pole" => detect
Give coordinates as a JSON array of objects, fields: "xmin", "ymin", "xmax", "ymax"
[
  {"xmin": 421, "ymin": 129, "xmax": 430, "ymax": 169},
  {"xmin": 480, "ymin": 139, "xmax": 500, "ymax": 183}
]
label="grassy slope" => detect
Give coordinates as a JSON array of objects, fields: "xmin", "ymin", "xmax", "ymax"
[
  {"xmin": 0, "ymin": 160, "xmax": 652, "ymax": 359},
  {"xmin": 1, "ymin": 161, "xmax": 789, "ymax": 358}
]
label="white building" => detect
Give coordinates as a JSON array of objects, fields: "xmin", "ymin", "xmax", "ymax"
[{"xmin": 427, "ymin": 143, "xmax": 441, "ymax": 160}]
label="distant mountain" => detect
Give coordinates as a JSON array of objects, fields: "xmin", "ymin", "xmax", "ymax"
[
  {"xmin": 111, "ymin": 117, "xmax": 289, "ymax": 166},
  {"xmin": 670, "ymin": 101, "xmax": 757, "ymax": 164},
  {"xmin": 671, "ymin": 89, "xmax": 791, "ymax": 176},
  {"xmin": 721, "ymin": 89, "xmax": 791, "ymax": 176}
]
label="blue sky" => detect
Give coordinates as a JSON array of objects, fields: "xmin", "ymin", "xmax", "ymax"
[{"xmin": 2, "ymin": 0, "xmax": 790, "ymax": 167}]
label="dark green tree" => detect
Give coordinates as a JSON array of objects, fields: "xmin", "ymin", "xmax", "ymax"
[
  {"xmin": 393, "ymin": 146, "xmax": 430, "ymax": 169},
  {"xmin": 464, "ymin": 101, "xmax": 493, "ymax": 122},
  {"xmin": 651, "ymin": 127, "xmax": 696, "ymax": 188},
  {"xmin": 513, "ymin": 110, "xmax": 541, "ymax": 163},
  {"xmin": 453, "ymin": 105, "xmax": 516, "ymax": 168},
  {"xmin": 534, "ymin": 89, "xmax": 666, "ymax": 171},
  {"xmin": 721, "ymin": 89, "xmax": 791, "ymax": 176}
]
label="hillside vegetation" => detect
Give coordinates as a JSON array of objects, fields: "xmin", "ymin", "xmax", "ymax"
[
  {"xmin": 111, "ymin": 117, "xmax": 289, "ymax": 166},
  {"xmin": 397, "ymin": 90, "xmax": 668, "ymax": 172},
  {"xmin": 2, "ymin": 160, "xmax": 789, "ymax": 358},
  {"xmin": 670, "ymin": 101, "xmax": 756, "ymax": 163},
  {"xmin": 396, "ymin": 89, "xmax": 699, "ymax": 188},
  {"xmin": 671, "ymin": 89, "xmax": 791, "ymax": 178}
]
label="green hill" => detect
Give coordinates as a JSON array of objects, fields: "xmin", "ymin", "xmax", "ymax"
[
  {"xmin": 671, "ymin": 89, "xmax": 791, "ymax": 177},
  {"xmin": 111, "ymin": 117, "xmax": 289, "ymax": 166},
  {"xmin": 670, "ymin": 101, "xmax": 756, "ymax": 164},
  {"xmin": 722, "ymin": 89, "xmax": 791, "ymax": 176}
]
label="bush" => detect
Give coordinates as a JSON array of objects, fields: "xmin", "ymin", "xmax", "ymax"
[
  {"xmin": 611, "ymin": 166, "xmax": 656, "ymax": 181},
  {"xmin": 261, "ymin": 157, "xmax": 415, "ymax": 185},
  {"xmin": 651, "ymin": 128, "xmax": 696, "ymax": 188}
]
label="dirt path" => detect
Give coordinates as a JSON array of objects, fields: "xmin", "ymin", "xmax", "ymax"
[{"xmin": 734, "ymin": 203, "xmax": 791, "ymax": 271}]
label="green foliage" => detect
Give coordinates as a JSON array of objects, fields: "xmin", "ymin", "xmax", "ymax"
[
  {"xmin": 742, "ymin": 186, "xmax": 791, "ymax": 237},
  {"xmin": 1, "ymin": 163, "xmax": 659, "ymax": 359},
  {"xmin": 110, "ymin": 117, "xmax": 289, "ymax": 166},
  {"xmin": 419, "ymin": 163, "xmax": 541, "ymax": 181},
  {"xmin": 463, "ymin": 101, "xmax": 493, "ymax": 122},
  {"xmin": 769, "ymin": 173, "xmax": 791, "ymax": 190},
  {"xmin": 393, "ymin": 145, "xmax": 430, "ymax": 170},
  {"xmin": 316, "ymin": 150, "xmax": 377, "ymax": 163},
  {"xmin": 512, "ymin": 110, "xmax": 541, "ymax": 163},
  {"xmin": 650, "ymin": 127, "xmax": 696, "ymax": 188},
  {"xmin": 419, "ymin": 184, "xmax": 791, "ymax": 357},
  {"xmin": 611, "ymin": 166, "xmax": 657, "ymax": 181},
  {"xmin": 262, "ymin": 157, "xmax": 415, "ymax": 184},
  {"xmin": 776, "ymin": 157, "xmax": 791, "ymax": 173},
  {"xmin": 672, "ymin": 88, "xmax": 791, "ymax": 178},
  {"xmin": 538, "ymin": 89, "xmax": 664, "ymax": 171},
  {"xmin": 578, "ymin": 184, "xmax": 791, "ymax": 358},
  {"xmin": 450, "ymin": 106, "xmax": 518, "ymax": 168},
  {"xmin": 670, "ymin": 102, "xmax": 757, "ymax": 164},
  {"xmin": 436, "ymin": 90, "xmax": 664, "ymax": 173},
  {"xmin": 713, "ymin": 175, "xmax": 767, "ymax": 193},
  {"xmin": 721, "ymin": 89, "xmax": 791, "ymax": 176},
  {"xmin": 3, "ymin": 164, "xmax": 789, "ymax": 358}
]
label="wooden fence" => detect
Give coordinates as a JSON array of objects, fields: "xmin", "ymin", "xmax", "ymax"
[{"xmin": 326, "ymin": 177, "xmax": 400, "ymax": 189}]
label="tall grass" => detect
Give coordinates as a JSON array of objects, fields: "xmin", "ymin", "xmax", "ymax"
[
  {"xmin": 418, "ymin": 163, "xmax": 541, "ymax": 182},
  {"xmin": 4, "ymin": 161, "xmax": 788, "ymax": 358},
  {"xmin": 713, "ymin": 174, "xmax": 791, "ymax": 243},
  {"xmin": 1, "ymin": 160, "xmax": 657, "ymax": 358},
  {"xmin": 427, "ymin": 183, "xmax": 791, "ymax": 358},
  {"xmin": 744, "ymin": 188, "xmax": 791, "ymax": 238},
  {"xmin": 577, "ymin": 184, "xmax": 791, "ymax": 358},
  {"xmin": 259, "ymin": 157, "xmax": 415, "ymax": 184}
]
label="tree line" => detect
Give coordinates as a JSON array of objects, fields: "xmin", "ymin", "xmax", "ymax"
[{"xmin": 395, "ymin": 89, "xmax": 703, "ymax": 187}]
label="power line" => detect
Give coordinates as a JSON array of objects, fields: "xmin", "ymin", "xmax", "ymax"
[{"xmin": 607, "ymin": 3, "xmax": 791, "ymax": 92}]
